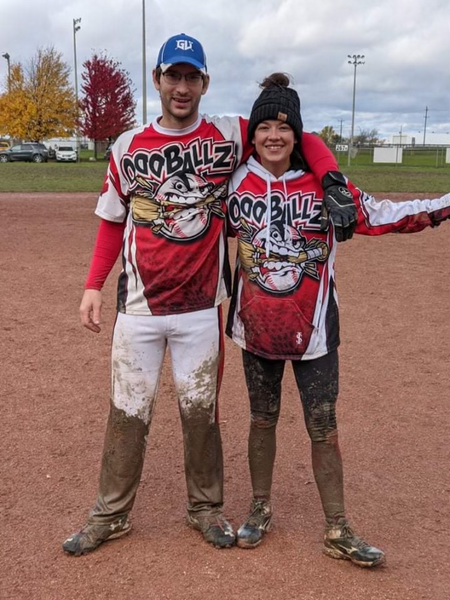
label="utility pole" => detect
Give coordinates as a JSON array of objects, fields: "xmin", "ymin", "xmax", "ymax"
[
  {"xmin": 347, "ymin": 54, "xmax": 365, "ymax": 167},
  {"xmin": 423, "ymin": 106, "xmax": 428, "ymax": 146},
  {"xmin": 142, "ymin": 0, "xmax": 147, "ymax": 124},
  {"xmin": 338, "ymin": 119, "xmax": 344, "ymax": 142}
]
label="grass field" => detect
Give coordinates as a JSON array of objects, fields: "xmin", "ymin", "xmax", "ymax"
[
  {"xmin": 0, "ymin": 155, "xmax": 448, "ymax": 193},
  {"xmin": 336, "ymin": 146, "xmax": 449, "ymax": 168},
  {"xmin": 342, "ymin": 165, "xmax": 449, "ymax": 193}
]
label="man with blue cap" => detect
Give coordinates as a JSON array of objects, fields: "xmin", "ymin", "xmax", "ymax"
[{"xmin": 63, "ymin": 33, "xmax": 354, "ymax": 555}]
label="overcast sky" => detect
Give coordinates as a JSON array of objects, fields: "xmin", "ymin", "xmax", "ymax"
[{"xmin": 1, "ymin": 0, "xmax": 449, "ymax": 141}]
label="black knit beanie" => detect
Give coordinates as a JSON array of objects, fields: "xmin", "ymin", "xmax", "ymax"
[{"xmin": 247, "ymin": 84, "xmax": 303, "ymax": 144}]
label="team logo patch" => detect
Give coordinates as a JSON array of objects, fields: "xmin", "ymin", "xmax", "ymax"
[
  {"xmin": 338, "ymin": 186, "xmax": 353, "ymax": 199},
  {"xmin": 175, "ymin": 40, "xmax": 194, "ymax": 52}
]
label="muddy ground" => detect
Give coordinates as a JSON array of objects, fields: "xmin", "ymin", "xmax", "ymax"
[{"xmin": 1, "ymin": 192, "xmax": 449, "ymax": 600}]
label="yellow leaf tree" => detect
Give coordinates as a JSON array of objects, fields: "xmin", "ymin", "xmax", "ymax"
[
  {"xmin": 0, "ymin": 47, "xmax": 77, "ymax": 141},
  {"xmin": 318, "ymin": 125, "xmax": 339, "ymax": 147}
]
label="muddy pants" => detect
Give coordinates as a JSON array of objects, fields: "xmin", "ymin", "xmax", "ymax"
[
  {"xmin": 88, "ymin": 308, "xmax": 225, "ymax": 525},
  {"xmin": 242, "ymin": 349, "xmax": 345, "ymax": 525}
]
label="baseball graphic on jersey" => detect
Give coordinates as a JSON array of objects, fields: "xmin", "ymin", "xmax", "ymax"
[
  {"xmin": 131, "ymin": 173, "xmax": 226, "ymax": 240},
  {"xmin": 238, "ymin": 219, "xmax": 328, "ymax": 294}
]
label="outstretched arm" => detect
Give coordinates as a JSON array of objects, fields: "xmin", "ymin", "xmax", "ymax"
[
  {"xmin": 355, "ymin": 191, "xmax": 450, "ymax": 235},
  {"xmin": 302, "ymin": 133, "xmax": 357, "ymax": 242},
  {"xmin": 80, "ymin": 218, "xmax": 125, "ymax": 333}
]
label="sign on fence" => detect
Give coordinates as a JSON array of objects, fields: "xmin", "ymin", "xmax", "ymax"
[
  {"xmin": 373, "ymin": 147, "xmax": 403, "ymax": 163},
  {"xmin": 336, "ymin": 145, "xmax": 348, "ymax": 151}
]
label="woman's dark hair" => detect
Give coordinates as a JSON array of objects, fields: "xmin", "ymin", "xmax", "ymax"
[{"xmin": 259, "ymin": 72, "xmax": 291, "ymax": 89}]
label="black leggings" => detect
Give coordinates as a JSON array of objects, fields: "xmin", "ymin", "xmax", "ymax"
[
  {"xmin": 242, "ymin": 349, "xmax": 339, "ymax": 441},
  {"xmin": 242, "ymin": 349, "xmax": 345, "ymax": 524}
]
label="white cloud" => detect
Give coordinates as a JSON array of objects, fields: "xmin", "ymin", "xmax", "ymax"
[{"xmin": 0, "ymin": 0, "xmax": 449, "ymax": 139}]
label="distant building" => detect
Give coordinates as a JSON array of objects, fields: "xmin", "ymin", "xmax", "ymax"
[
  {"xmin": 45, "ymin": 137, "xmax": 94, "ymax": 150},
  {"xmin": 390, "ymin": 132, "xmax": 450, "ymax": 146}
]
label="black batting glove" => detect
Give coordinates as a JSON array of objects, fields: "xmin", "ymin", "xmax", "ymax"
[{"xmin": 320, "ymin": 171, "xmax": 358, "ymax": 242}]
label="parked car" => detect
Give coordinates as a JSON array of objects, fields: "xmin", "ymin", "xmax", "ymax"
[
  {"xmin": 0, "ymin": 140, "xmax": 11, "ymax": 152},
  {"xmin": 0, "ymin": 142, "xmax": 49, "ymax": 163},
  {"xmin": 55, "ymin": 144, "xmax": 77, "ymax": 162}
]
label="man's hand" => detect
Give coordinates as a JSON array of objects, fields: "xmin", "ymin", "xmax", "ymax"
[
  {"xmin": 79, "ymin": 289, "xmax": 103, "ymax": 333},
  {"xmin": 320, "ymin": 171, "xmax": 358, "ymax": 242}
]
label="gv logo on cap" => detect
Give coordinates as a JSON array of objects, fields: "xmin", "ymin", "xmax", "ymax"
[{"xmin": 175, "ymin": 40, "xmax": 194, "ymax": 51}]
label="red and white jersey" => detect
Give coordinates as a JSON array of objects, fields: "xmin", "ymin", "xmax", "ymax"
[
  {"xmin": 226, "ymin": 157, "xmax": 450, "ymax": 360},
  {"xmin": 96, "ymin": 115, "xmax": 248, "ymax": 316}
]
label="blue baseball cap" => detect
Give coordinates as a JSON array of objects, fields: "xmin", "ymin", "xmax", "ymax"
[{"xmin": 156, "ymin": 33, "xmax": 207, "ymax": 74}]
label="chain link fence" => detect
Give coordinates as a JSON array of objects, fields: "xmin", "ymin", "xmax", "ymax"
[{"xmin": 334, "ymin": 145, "xmax": 449, "ymax": 168}]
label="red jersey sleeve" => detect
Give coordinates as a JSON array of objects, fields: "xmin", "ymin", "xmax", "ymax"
[
  {"xmin": 84, "ymin": 219, "xmax": 125, "ymax": 290},
  {"xmin": 301, "ymin": 132, "xmax": 338, "ymax": 181}
]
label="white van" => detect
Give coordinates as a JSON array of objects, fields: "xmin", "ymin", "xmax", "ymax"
[{"xmin": 55, "ymin": 144, "xmax": 77, "ymax": 162}]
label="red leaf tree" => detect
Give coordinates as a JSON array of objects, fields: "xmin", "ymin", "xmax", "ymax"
[{"xmin": 79, "ymin": 53, "xmax": 136, "ymax": 157}]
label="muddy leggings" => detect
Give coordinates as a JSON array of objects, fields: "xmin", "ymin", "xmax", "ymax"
[{"xmin": 242, "ymin": 349, "xmax": 345, "ymax": 526}]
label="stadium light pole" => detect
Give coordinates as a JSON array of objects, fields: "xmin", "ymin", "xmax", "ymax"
[
  {"xmin": 73, "ymin": 18, "xmax": 81, "ymax": 161},
  {"xmin": 142, "ymin": 0, "xmax": 147, "ymax": 124},
  {"xmin": 2, "ymin": 52, "xmax": 10, "ymax": 92},
  {"xmin": 73, "ymin": 19, "xmax": 81, "ymax": 106},
  {"xmin": 347, "ymin": 54, "xmax": 365, "ymax": 167}
]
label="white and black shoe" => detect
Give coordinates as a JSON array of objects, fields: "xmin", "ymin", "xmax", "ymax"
[
  {"xmin": 323, "ymin": 520, "xmax": 385, "ymax": 568},
  {"xmin": 237, "ymin": 499, "xmax": 272, "ymax": 549}
]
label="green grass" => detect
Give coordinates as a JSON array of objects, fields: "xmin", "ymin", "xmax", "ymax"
[
  {"xmin": 0, "ymin": 160, "xmax": 108, "ymax": 192},
  {"xmin": 334, "ymin": 147, "xmax": 449, "ymax": 192},
  {"xmin": 0, "ymin": 155, "xmax": 448, "ymax": 193},
  {"xmin": 339, "ymin": 166, "xmax": 449, "ymax": 193}
]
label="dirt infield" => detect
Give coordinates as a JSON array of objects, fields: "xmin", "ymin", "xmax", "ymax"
[{"xmin": 1, "ymin": 192, "xmax": 449, "ymax": 600}]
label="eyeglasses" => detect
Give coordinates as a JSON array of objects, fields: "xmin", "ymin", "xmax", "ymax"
[{"xmin": 162, "ymin": 71, "xmax": 204, "ymax": 85}]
